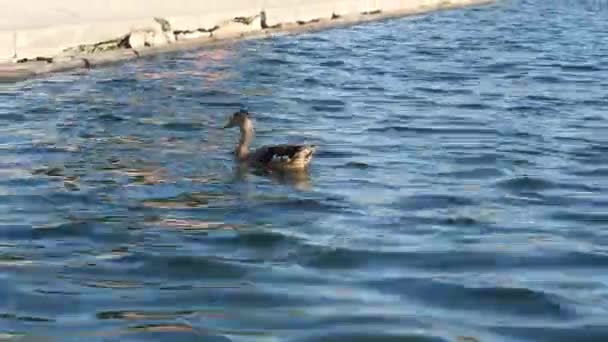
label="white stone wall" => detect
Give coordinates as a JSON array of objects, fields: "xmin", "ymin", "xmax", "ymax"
[{"xmin": 0, "ymin": 0, "xmax": 489, "ymax": 62}]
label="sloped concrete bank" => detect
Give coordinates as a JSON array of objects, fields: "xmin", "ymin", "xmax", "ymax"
[{"xmin": 0, "ymin": 0, "xmax": 494, "ymax": 83}]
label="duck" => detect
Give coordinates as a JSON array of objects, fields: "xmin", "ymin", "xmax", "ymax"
[{"xmin": 223, "ymin": 109, "xmax": 316, "ymax": 171}]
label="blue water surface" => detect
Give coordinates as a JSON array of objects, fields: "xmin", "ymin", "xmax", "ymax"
[{"xmin": 1, "ymin": 0, "xmax": 608, "ymax": 341}]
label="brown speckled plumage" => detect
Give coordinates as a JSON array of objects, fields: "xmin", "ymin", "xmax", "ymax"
[{"xmin": 223, "ymin": 110, "xmax": 316, "ymax": 171}]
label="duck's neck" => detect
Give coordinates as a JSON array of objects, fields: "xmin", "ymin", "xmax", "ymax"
[{"xmin": 236, "ymin": 120, "xmax": 254, "ymax": 160}]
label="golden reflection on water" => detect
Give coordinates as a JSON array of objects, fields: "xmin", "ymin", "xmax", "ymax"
[
  {"xmin": 41, "ymin": 323, "xmax": 201, "ymax": 341},
  {"xmin": 233, "ymin": 164, "xmax": 313, "ymax": 191},
  {"xmin": 191, "ymin": 48, "xmax": 234, "ymax": 64},
  {"xmin": 123, "ymin": 168, "xmax": 168, "ymax": 185},
  {"xmin": 134, "ymin": 47, "xmax": 235, "ymax": 84},
  {"xmin": 82, "ymin": 280, "xmax": 143, "ymax": 289},
  {"xmin": 142, "ymin": 191, "xmax": 238, "ymax": 209},
  {"xmin": 147, "ymin": 218, "xmax": 239, "ymax": 232},
  {"xmin": 127, "ymin": 324, "xmax": 197, "ymax": 333},
  {"xmin": 268, "ymin": 170, "xmax": 312, "ymax": 191}
]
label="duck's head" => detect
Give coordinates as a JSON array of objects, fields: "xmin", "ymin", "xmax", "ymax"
[{"xmin": 223, "ymin": 109, "xmax": 252, "ymax": 129}]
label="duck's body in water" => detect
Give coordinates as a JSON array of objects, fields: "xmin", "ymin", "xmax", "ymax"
[{"xmin": 223, "ymin": 110, "xmax": 317, "ymax": 171}]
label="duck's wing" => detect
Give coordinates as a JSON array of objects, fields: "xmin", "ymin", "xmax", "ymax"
[{"xmin": 252, "ymin": 144, "xmax": 316, "ymax": 166}]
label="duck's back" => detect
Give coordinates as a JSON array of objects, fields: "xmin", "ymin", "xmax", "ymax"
[{"xmin": 251, "ymin": 144, "xmax": 316, "ymax": 170}]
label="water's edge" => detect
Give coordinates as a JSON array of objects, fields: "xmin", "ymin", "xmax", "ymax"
[{"xmin": 0, "ymin": 0, "xmax": 495, "ymax": 83}]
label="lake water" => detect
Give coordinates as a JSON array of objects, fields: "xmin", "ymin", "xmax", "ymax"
[{"xmin": 1, "ymin": 0, "xmax": 608, "ymax": 341}]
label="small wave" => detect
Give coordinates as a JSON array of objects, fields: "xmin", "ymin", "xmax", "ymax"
[
  {"xmin": 451, "ymin": 103, "xmax": 493, "ymax": 110},
  {"xmin": 162, "ymin": 122, "xmax": 204, "ymax": 131},
  {"xmin": 292, "ymin": 332, "xmax": 449, "ymax": 342},
  {"xmin": 433, "ymin": 72, "xmax": 478, "ymax": 81},
  {"xmin": 302, "ymin": 246, "xmax": 608, "ymax": 271},
  {"xmin": 27, "ymin": 105, "xmax": 54, "ymax": 115},
  {"xmin": 340, "ymin": 161, "xmax": 372, "ymax": 169},
  {"xmin": 569, "ymin": 151, "xmax": 608, "ymax": 166},
  {"xmin": 413, "ymin": 86, "xmax": 450, "ymax": 94},
  {"xmin": 453, "ymin": 153, "xmax": 501, "ymax": 165},
  {"xmin": 311, "ymin": 104, "xmax": 344, "ymax": 113},
  {"xmin": 97, "ymin": 113, "xmax": 126, "ymax": 122},
  {"xmin": 260, "ymin": 58, "xmax": 292, "ymax": 66},
  {"xmin": 146, "ymin": 218, "xmax": 239, "ymax": 232},
  {"xmin": 369, "ymin": 277, "xmax": 574, "ymax": 319},
  {"xmin": 579, "ymin": 99, "xmax": 608, "ymax": 107},
  {"xmin": 196, "ymin": 101, "xmax": 242, "ymax": 108},
  {"xmin": 141, "ymin": 192, "xmax": 238, "ymax": 209},
  {"xmin": 209, "ymin": 230, "xmax": 298, "ymax": 249},
  {"xmin": 0, "ymin": 113, "xmax": 26, "ymax": 121},
  {"xmin": 526, "ymin": 94, "xmax": 563, "ymax": 103},
  {"xmin": 440, "ymin": 216, "xmax": 479, "ymax": 226},
  {"xmin": 438, "ymin": 167, "xmax": 505, "ymax": 179},
  {"xmin": 366, "ymin": 85, "xmax": 386, "ymax": 92},
  {"xmin": 389, "ymin": 93, "xmax": 420, "ymax": 100},
  {"xmin": 509, "ymin": 130, "xmax": 545, "ymax": 140},
  {"xmin": 571, "ymin": 168, "xmax": 608, "ymax": 177},
  {"xmin": 551, "ymin": 211, "xmax": 608, "ymax": 225},
  {"xmin": 114, "ymin": 254, "xmax": 248, "ymax": 280},
  {"xmin": 303, "ymin": 77, "xmax": 321, "ymax": 85},
  {"xmin": 491, "ymin": 324, "xmax": 608, "ymax": 342},
  {"xmin": 478, "ymin": 61, "xmax": 523, "ymax": 73},
  {"xmin": 367, "ymin": 126, "xmax": 498, "ymax": 136},
  {"xmin": 96, "ymin": 310, "xmax": 187, "ymax": 321},
  {"xmin": 559, "ymin": 64, "xmax": 602, "ymax": 72},
  {"xmin": 198, "ymin": 89, "xmax": 236, "ymax": 97},
  {"xmin": 496, "ymin": 176, "xmax": 597, "ymax": 193},
  {"xmin": 589, "ymin": 143, "xmax": 608, "ymax": 153},
  {"xmin": 249, "ymin": 198, "xmax": 348, "ymax": 213},
  {"xmin": 300, "ymin": 247, "xmax": 397, "ymax": 270},
  {"xmin": 34, "ymin": 289, "xmax": 80, "ymax": 296},
  {"xmin": 505, "ymin": 105, "xmax": 543, "ymax": 112},
  {"xmin": 496, "ymin": 176, "xmax": 553, "ymax": 191},
  {"xmin": 17, "ymin": 144, "xmax": 79, "ymax": 154},
  {"xmin": 305, "ymin": 99, "xmax": 346, "ymax": 107},
  {"xmin": 0, "ymin": 313, "xmax": 55, "ymax": 323},
  {"xmin": 531, "ymin": 75, "xmax": 564, "ymax": 83},
  {"xmin": 81, "ymin": 279, "xmax": 144, "ymax": 289},
  {"xmin": 315, "ymin": 150, "xmax": 362, "ymax": 158},
  {"xmin": 397, "ymin": 194, "xmax": 476, "ymax": 211},
  {"xmin": 29, "ymin": 220, "xmax": 98, "ymax": 240},
  {"xmin": 413, "ymin": 87, "xmax": 473, "ymax": 96},
  {"xmin": 320, "ymin": 60, "xmax": 345, "ymax": 67}
]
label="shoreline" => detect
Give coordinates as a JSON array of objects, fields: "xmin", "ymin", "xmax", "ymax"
[{"xmin": 0, "ymin": 0, "xmax": 495, "ymax": 83}]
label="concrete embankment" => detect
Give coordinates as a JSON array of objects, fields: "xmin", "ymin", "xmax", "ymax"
[{"xmin": 0, "ymin": 0, "xmax": 494, "ymax": 82}]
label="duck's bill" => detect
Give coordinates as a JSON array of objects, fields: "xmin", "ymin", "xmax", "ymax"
[{"xmin": 223, "ymin": 121, "xmax": 233, "ymax": 128}]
